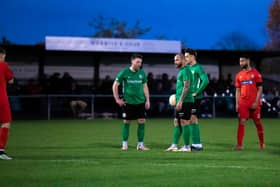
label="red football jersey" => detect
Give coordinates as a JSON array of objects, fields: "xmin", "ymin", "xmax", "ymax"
[
  {"xmin": 0, "ymin": 62, "xmax": 13, "ymax": 104},
  {"xmin": 235, "ymin": 68, "xmax": 262, "ymax": 104}
]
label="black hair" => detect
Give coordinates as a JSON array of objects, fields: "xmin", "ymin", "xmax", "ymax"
[
  {"xmin": 184, "ymin": 48, "xmax": 197, "ymax": 57},
  {"xmin": 240, "ymin": 55, "xmax": 251, "ymax": 60},
  {"xmin": 131, "ymin": 53, "xmax": 143, "ymax": 60},
  {"xmin": 0, "ymin": 47, "xmax": 6, "ymax": 54}
]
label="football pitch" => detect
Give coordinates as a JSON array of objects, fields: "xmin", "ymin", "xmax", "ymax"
[{"xmin": 1, "ymin": 118, "xmax": 280, "ymax": 187}]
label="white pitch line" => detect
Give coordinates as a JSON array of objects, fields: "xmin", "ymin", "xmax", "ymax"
[
  {"xmin": 150, "ymin": 163, "xmax": 280, "ymax": 171},
  {"xmin": 18, "ymin": 159, "xmax": 101, "ymax": 164}
]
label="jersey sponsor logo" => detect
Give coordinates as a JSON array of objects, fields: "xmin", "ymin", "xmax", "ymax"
[
  {"xmin": 241, "ymin": 80, "xmax": 253, "ymax": 85},
  {"xmin": 127, "ymin": 80, "xmax": 142, "ymax": 83}
]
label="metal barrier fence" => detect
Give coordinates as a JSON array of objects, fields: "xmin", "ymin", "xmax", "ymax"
[{"xmin": 8, "ymin": 95, "xmax": 280, "ymax": 120}]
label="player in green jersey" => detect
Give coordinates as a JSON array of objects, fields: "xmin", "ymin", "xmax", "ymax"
[
  {"xmin": 184, "ymin": 48, "xmax": 209, "ymax": 151},
  {"xmin": 112, "ymin": 54, "xmax": 150, "ymax": 151},
  {"xmin": 165, "ymin": 53, "xmax": 194, "ymax": 152}
]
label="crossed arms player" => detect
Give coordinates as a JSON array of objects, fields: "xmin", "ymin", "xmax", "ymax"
[{"xmin": 112, "ymin": 54, "xmax": 150, "ymax": 151}]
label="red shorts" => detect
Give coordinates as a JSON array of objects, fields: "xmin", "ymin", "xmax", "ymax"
[
  {"xmin": 238, "ymin": 102, "xmax": 261, "ymax": 120},
  {"xmin": 0, "ymin": 102, "xmax": 12, "ymax": 123}
]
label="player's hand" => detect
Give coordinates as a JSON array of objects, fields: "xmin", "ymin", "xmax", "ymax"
[
  {"xmin": 235, "ymin": 104, "xmax": 239, "ymax": 112},
  {"xmin": 145, "ymin": 101, "xmax": 150, "ymax": 110},
  {"xmin": 116, "ymin": 99, "xmax": 126, "ymax": 107},
  {"xmin": 250, "ymin": 102, "xmax": 258, "ymax": 110},
  {"xmin": 176, "ymin": 101, "xmax": 182, "ymax": 111}
]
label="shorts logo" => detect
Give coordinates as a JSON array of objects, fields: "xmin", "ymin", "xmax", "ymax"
[
  {"xmin": 122, "ymin": 112, "xmax": 126, "ymax": 118},
  {"xmin": 191, "ymin": 109, "xmax": 197, "ymax": 114}
]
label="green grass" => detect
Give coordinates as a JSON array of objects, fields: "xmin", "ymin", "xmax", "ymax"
[{"xmin": 1, "ymin": 118, "xmax": 280, "ymax": 187}]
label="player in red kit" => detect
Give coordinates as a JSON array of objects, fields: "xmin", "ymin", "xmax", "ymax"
[
  {"xmin": 235, "ymin": 56, "xmax": 264, "ymax": 150},
  {"xmin": 0, "ymin": 47, "xmax": 14, "ymax": 160}
]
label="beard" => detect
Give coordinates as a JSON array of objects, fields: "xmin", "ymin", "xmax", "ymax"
[
  {"xmin": 241, "ymin": 64, "xmax": 248, "ymax": 70},
  {"xmin": 175, "ymin": 63, "xmax": 182, "ymax": 68}
]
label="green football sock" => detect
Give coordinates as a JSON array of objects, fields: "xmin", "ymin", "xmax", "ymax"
[
  {"xmin": 182, "ymin": 125, "xmax": 190, "ymax": 145},
  {"xmin": 137, "ymin": 123, "xmax": 145, "ymax": 142},
  {"xmin": 191, "ymin": 123, "xmax": 201, "ymax": 144},
  {"xmin": 173, "ymin": 126, "xmax": 182, "ymax": 144},
  {"xmin": 122, "ymin": 123, "xmax": 130, "ymax": 141}
]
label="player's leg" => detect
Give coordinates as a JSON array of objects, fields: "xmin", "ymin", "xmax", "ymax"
[
  {"xmin": 251, "ymin": 106, "xmax": 265, "ymax": 149},
  {"xmin": 0, "ymin": 104, "xmax": 12, "ymax": 160},
  {"xmin": 178, "ymin": 102, "xmax": 192, "ymax": 152},
  {"xmin": 178, "ymin": 119, "xmax": 191, "ymax": 152},
  {"xmin": 0, "ymin": 125, "xmax": 11, "ymax": 159},
  {"xmin": 165, "ymin": 118, "xmax": 181, "ymax": 152},
  {"xmin": 136, "ymin": 118, "xmax": 149, "ymax": 150},
  {"xmin": 122, "ymin": 119, "xmax": 130, "ymax": 150},
  {"xmin": 235, "ymin": 103, "xmax": 249, "ymax": 150},
  {"xmin": 190, "ymin": 99, "xmax": 203, "ymax": 150},
  {"xmin": 121, "ymin": 104, "xmax": 132, "ymax": 150},
  {"xmin": 136, "ymin": 104, "xmax": 149, "ymax": 151}
]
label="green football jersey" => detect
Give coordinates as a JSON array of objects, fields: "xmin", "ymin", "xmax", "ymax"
[
  {"xmin": 189, "ymin": 63, "xmax": 209, "ymax": 99},
  {"xmin": 176, "ymin": 66, "xmax": 194, "ymax": 103},
  {"xmin": 115, "ymin": 67, "xmax": 147, "ymax": 104}
]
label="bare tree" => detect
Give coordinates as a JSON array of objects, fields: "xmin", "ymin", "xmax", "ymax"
[
  {"xmin": 265, "ymin": 0, "xmax": 280, "ymax": 50},
  {"xmin": 212, "ymin": 32, "xmax": 259, "ymax": 50},
  {"xmin": 89, "ymin": 16, "xmax": 151, "ymax": 38}
]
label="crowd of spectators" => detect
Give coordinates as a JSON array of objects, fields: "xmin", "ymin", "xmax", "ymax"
[
  {"xmin": 7, "ymin": 71, "xmax": 279, "ymax": 99},
  {"xmin": 7, "ymin": 71, "xmax": 280, "ymax": 118}
]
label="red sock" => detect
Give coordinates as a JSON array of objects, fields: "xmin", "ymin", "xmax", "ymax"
[
  {"xmin": 253, "ymin": 119, "xmax": 264, "ymax": 146},
  {"xmin": 0, "ymin": 128, "xmax": 9, "ymax": 151},
  {"xmin": 237, "ymin": 124, "xmax": 245, "ymax": 146}
]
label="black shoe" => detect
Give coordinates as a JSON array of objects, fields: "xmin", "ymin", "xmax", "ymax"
[{"xmin": 191, "ymin": 145, "xmax": 203, "ymax": 151}]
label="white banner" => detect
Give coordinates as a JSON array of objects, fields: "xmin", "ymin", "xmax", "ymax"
[{"xmin": 46, "ymin": 36, "xmax": 181, "ymax": 54}]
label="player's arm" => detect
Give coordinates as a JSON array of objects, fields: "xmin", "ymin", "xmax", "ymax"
[
  {"xmin": 193, "ymin": 67, "xmax": 209, "ymax": 97},
  {"xmin": 251, "ymin": 83, "xmax": 263, "ymax": 110},
  {"xmin": 235, "ymin": 87, "xmax": 240, "ymax": 112},
  {"xmin": 251, "ymin": 71, "xmax": 263, "ymax": 109},
  {"xmin": 143, "ymin": 83, "xmax": 150, "ymax": 110},
  {"xmin": 112, "ymin": 81, "xmax": 125, "ymax": 107},
  {"xmin": 235, "ymin": 73, "xmax": 241, "ymax": 112},
  {"xmin": 176, "ymin": 80, "xmax": 190, "ymax": 111}
]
